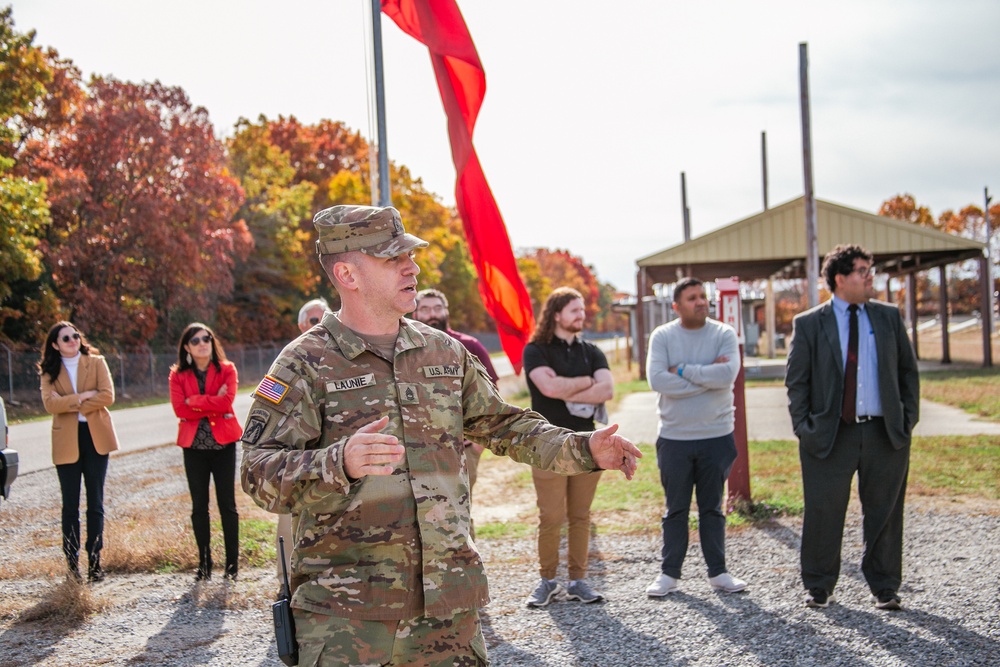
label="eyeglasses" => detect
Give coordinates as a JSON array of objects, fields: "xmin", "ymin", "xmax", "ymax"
[
  {"xmin": 850, "ymin": 266, "xmax": 877, "ymax": 278},
  {"xmin": 309, "ymin": 317, "xmax": 321, "ymax": 325},
  {"xmin": 189, "ymin": 335, "xmax": 213, "ymax": 345},
  {"xmin": 415, "ymin": 305, "xmax": 447, "ymax": 314},
  {"xmin": 61, "ymin": 333, "xmax": 81, "ymax": 343}
]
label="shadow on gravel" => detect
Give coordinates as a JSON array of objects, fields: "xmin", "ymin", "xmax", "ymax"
[
  {"xmin": 480, "ymin": 609, "xmax": 544, "ymax": 665},
  {"xmin": 683, "ymin": 592, "xmax": 872, "ymax": 667},
  {"xmin": 830, "ymin": 606, "xmax": 1000, "ymax": 665},
  {"xmin": 0, "ymin": 578, "xmax": 98, "ymax": 667},
  {"xmin": 126, "ymin": 582, "xmax": 227, "ymax": 665},
  {"xmin": 543, "ymin": 599, "xmax": 675, "ymax": 665},
  {"xmin": 0, "ymin": 617, "xmax": 78, "ymax": 667}
]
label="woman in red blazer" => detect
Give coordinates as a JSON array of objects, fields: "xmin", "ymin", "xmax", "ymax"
[
  {"xmin": 169, "ymin": 323, "xmax": 242, "ymax": 581},
  {"xmin": 39, "ymin": 321, "xmax": 120, "ymax": 582}
]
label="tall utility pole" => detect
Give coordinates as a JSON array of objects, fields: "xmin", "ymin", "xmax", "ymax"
[
  {"xmin": 987, "ymin": 187, "xmax": 995, "ymax": 333},
  {"xmin": 681, "ymin": 172, "xmax": 691, "ymax": 242},
  {"xmin": 799, "ymin": 42, "xmax": 819, "ymax": 307},
  {"xmin": 761, "ymin": 131, "xmax": 769, "ymax": 211},
  {"xmin": 371, "ymin": 0, "xmax": 392, "ymax": 206}
]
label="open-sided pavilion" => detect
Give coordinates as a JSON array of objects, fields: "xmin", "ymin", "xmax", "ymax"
[{"xmin": 634, "ymin": 196, "xmax": 990, "ymax": 375}]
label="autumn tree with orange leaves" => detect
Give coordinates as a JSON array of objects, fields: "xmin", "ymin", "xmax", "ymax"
[
  {"xmin": 516, "ymin": 247, "xmax": 624, "ymax": 333},
  {"xmin": 878, "ymin": 193, "xmax": 999, "ymax": 316},
  {"xmin": 26, "ymin": 78, "xmax": 251, "ymax": 348},
  {"xmin": 223, "ymin": 115, "xmax": 487, "ymax": 337}
]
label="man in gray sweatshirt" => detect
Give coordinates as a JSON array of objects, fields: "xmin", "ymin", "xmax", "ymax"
[{"xmin": 644, "ymin": 277, "xmax": 747, "ymax": 597}]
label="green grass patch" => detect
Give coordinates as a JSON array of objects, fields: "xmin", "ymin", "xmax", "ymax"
[
  {"xmin": 909, "ymin": 435, "xmax": 1000, "ymax": 499},
  {"xmin": 236, "ymin": 517, "xmax": 279, "ymax": 567},
  {"xmin": 591, "ymin": 443, "xmax": 661, "ymax": 513},
  {"xmin": 474, "ymin": 521, "xmax": 535, "ymax": 541},
  {"xmin": 746, "ymin": 440, "xmax": 804, "ymax": 516},
  {"xmin": 921, "ymin": 368, "xmax": 1000, "ymax": 420}
]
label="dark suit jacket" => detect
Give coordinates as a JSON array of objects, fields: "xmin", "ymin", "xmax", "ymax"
[{"xmin": 785, "ymin": 299, "xmax": 920, "ymax": 458}]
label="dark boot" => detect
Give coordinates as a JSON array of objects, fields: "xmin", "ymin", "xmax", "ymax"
[
  {"xmin": 223, "ymin": 561, "xmax": 238, "ymax": 582},
  {"xmin": 196, "ymin": 553, "xmax": 213, "ymax": 581},
  {"xmin": 67, "ymin": 554, "xmax": 82, "ymax": 583},
  {"xmin": 88, "ymin": 553, "xmax": 105, "ymax": 583}
]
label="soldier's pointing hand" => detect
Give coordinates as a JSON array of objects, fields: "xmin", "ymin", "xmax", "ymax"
[
  {"xmin": 344, "ymin": 416, "xmax": 405, "ymax": 479},
  {"xmin": 589, "ymin": 423, "xmax": 642, "ymax": 480}
]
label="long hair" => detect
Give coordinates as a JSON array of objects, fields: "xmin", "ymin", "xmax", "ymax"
[
  {"xmin": 821, "ymin": 244, "xmax": 873, "ymax": 292},
  {"xmin": 172, "ymin": 322, "xmax": 227, "ymax": 373},
  {"xmin": 530, "ymin": 287, "xmax": 583, "ymax": 345},
  {"xmin": 38, "ymin": 321, "xmax": 93, "ymax": 382}
]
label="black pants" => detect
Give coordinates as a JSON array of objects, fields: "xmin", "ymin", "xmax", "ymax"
[
  {"xmin": 56, "ymin": 422, "xmax": 109, "ymax": 568},
  {"xmin": 183, "ymin": 445, "xmax": 239, "ymax": 574},
  {"xmin": 800, "ymin": 418, "xmax": 909, "ymax": 595},
  {"xmin": 656, "ymin": 433, "xmax": 737, "ymax": 579}
]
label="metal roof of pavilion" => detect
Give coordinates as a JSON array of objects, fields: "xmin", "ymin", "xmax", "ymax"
[{"xmin": 636, "ymin": 196, "xmax": 985, "ymax": 284}]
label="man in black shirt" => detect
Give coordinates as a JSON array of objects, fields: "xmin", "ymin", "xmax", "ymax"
[{"xmin": 522, "ymin": 287, "xmax": 613, "ymax": 607}]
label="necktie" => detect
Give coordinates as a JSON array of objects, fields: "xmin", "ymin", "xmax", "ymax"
[{"xmin": 841, "ymin": 304, "xmax": 859, "ymax": 423}]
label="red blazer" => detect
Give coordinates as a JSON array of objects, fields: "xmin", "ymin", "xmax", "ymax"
[{"xmin": 169, "ymin": 361, "xmax": 242, "ymax": 448}]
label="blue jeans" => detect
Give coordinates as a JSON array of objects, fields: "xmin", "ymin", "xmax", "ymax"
[
  {"xmin": 56, "ymin": 422, "xmax": 109, "ymax": 569},
  {"xmin": 656, "ymin": 433, "xmax": 737, "ymax": 578}
]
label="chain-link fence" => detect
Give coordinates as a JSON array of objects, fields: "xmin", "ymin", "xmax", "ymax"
[{"xmin": 0, "ymin": 343, "xmax": 285, "ymax": 408}]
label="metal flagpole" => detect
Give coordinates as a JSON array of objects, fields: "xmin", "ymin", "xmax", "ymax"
[
  {"xmin": 371, "ymin": 0, "xmax": 392, "ymax": 206},
  {"xmin": 799, "ymin": 42, "xmax": 819, "ymax": 308}
]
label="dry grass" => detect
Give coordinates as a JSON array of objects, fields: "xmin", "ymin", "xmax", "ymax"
[
  {"xmin": 916, "ymin": 324, "xmax": 1000, "ymax": 366},
  {"xmin": 12, "ymin": 579, "xmax": 108, "ymax": 625}
]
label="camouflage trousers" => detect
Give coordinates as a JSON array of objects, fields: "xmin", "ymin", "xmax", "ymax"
[{"xmin": 294, "ymin": 608, "xmax": 489, "ymax": 666}]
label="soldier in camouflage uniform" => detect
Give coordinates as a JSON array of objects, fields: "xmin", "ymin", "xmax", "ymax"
[{"xmin": 240, "ymin": 204, "xmax": 642, "ymax": 667}]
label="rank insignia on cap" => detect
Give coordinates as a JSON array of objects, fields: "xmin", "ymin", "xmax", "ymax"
[{"xmin": 255, "ymin": 375, "xmax": 290, "ymax": 405}]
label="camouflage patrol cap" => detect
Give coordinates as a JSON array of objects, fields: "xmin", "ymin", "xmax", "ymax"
[{"xmin": 313, "ymin": 205, "xmax": 428, "ymax": 258}]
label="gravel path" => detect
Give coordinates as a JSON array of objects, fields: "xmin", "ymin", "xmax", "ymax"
[{"xmin": 2, "ymin": 445, "xmax": 998, "ymax": 666}]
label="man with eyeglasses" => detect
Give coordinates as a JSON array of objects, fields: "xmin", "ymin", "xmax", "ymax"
[
  {"xmin": 298, "ymin": 298, "xmax": 331, "ymax": 332},
  {"xmin": 412, "ymin": 289, "xmax": 499, "ymax": 502},
  {"xmin": 786, "ymin": 243, "xmax": 919, "ymax": 611}
]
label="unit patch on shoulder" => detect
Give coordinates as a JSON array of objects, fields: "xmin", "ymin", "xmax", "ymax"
[
  {"xmin": 255, "ymin": 375, "xmax": 290, "ymax": 405},
  {"xmin": 241, "ymin": 408, "xmax": 270, "ymax": 446}
]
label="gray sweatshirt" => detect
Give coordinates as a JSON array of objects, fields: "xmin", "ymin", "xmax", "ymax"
[{"xmin": 646, "ymin": 318, "xmax": 740, "ymax": 440}]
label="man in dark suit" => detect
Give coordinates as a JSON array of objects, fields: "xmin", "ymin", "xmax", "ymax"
[{"xmin": 786, "ymin": 244, "xmax": 919, "ymax": 610}]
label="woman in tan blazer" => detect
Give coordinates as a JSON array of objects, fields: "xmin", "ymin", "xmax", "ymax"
[{"xmin": 39, "ymin": 321, "xmax": 119, "ymax": 582}]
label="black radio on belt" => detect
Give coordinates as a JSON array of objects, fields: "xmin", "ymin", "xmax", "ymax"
[{"xmin": 272, "ymin": 537, "xmax": 298, "ymax": 666}]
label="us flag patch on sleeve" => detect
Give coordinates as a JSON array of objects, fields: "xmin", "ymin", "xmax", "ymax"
[{"xmin": 255, "ymin": 375, "xmax": 290, "ymax": 405}]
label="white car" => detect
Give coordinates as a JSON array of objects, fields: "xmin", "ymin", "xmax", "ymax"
[{"xmin": 0, "ymin": 396, "xmax": 17, "ymax": 504}]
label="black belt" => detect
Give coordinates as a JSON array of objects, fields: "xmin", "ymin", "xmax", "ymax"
[{"xmin": 855, "ymin": 415, "xmax": 882, "ymax": 423}]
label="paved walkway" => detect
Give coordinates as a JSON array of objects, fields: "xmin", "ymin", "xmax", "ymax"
[
  {"xmin": 11, "ymin": 358, "xmax": 999, "ymax": 475},
  {"xmin": 611, "ymin": 387, "xmax": 1000, "ymax": 446}
]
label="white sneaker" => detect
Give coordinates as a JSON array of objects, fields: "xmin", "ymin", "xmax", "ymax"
[
  {"xmin": 708, "ymin": 572, "xmax": 747, "ymax": 593},
  {"xmin": 646, "ymin": 573, "xmax": 680, "ymax": 597}
]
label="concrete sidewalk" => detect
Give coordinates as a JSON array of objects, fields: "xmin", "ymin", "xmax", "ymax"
[
  {"xmin": 11, "ymin": 358, "xmax": 998, "ymax": 475},
  {"xmin": 611, "ymin": 386, "xmax": 1000, "ymax": 446}
]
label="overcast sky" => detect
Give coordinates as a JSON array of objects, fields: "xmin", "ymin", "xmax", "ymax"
[{"xmin": 13, "ymin": 0, "xmax": 1000, "ymax": 291}]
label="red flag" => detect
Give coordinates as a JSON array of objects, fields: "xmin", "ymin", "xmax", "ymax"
[{"xmin": 381, "ymin": 0, "xmax": 535, "ymax": 373}]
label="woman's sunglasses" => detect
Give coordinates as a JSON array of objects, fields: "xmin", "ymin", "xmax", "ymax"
[
  {"xmin": 189, "ymin": 335, "xmax": 213, "ymax": 346},
  {"xmin": 61, "ymin": 333, "xmax": 81, "ymax": 343}
]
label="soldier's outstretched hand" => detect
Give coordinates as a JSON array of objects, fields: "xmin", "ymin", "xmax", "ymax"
[
  {"xmin": 344, "ymin": 416, "xmax": 405, "ymax": 479},
  {"xmin": 589, "ymin": 423, "xmax": 642, "ymax": 480}
]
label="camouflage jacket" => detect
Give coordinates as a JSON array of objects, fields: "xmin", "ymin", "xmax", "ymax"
[{"xmin": 240, "ymin": 313, "xmax": 599, "ymax": 620}]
